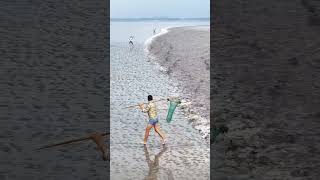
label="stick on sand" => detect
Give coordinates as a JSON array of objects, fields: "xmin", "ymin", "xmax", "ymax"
[{"xmin": 123, "ymin": 98, "xmax": 168, "ymax": 109}]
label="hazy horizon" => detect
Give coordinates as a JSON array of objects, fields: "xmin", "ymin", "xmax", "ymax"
[
  {"xmin": 111, "ymin": 0, "xmax": 210, "ymax": 19},
  {"xmin": 110, "ymin": 17, "xmax": 210, "ymax": 21},
  {"xmin": 110, "ymin": 17, "xmax": 210, "ymax": 19}
]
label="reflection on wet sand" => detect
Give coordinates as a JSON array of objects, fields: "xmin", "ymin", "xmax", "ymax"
[{"xmin": 143, "ymin": 145, "xmax": 174, "ymax": 180}]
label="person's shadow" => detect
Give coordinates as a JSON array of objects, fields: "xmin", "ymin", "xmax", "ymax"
[{"xmin": 143, "ymin": 145, "xmax": 174, "ymax": 180}]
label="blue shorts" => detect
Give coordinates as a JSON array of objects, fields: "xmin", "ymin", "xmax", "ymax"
[{"xmin": 148, "ymin": 118, "xmax": 158, "ymax": 125}]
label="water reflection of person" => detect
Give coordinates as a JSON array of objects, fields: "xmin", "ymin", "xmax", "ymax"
[{"xmin": 144, "ymin": 145, "xmax": 173, "ymax": 180}]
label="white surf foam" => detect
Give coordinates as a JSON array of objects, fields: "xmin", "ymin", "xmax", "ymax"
[{"xmin": 144, "ymin": 27, "xmax": 170, "ymax": 54}]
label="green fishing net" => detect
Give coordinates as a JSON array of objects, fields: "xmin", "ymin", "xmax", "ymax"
[{"xmin": 166, "ymin": 98, "xmax": 181, "ymax": 123}]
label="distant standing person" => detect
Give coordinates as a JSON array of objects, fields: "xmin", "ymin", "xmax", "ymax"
[
  {"xmin": 153, "ymin": 28, "xmax": 156, "ymax": 35},
  {"xmin": 139, "ymin": 95, "xmax": 166, "ymax": 145}
]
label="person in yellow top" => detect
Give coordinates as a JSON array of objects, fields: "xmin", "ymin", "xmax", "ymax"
[{"xmin": 139, "ymin": 95, "xmax": 166, "ymax": 145}]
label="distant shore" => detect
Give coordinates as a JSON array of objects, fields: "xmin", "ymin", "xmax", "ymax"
[
  {"xmin": 145, "ymin": 26, "xmax": 210, "ymax": 139},
  {"xmin": 111, "ymin": 17, "xmax": 210, "ymax": 22}
]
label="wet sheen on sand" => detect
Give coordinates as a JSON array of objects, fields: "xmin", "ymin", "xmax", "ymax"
[{"xmin": 110, "ymin": 43, "xmax": 209, "ymax": 180}]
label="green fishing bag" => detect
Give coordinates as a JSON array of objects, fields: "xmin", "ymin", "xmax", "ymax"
[{"xmin": 166, "ymin": 98, "xmax": 181, "ymax": 123}]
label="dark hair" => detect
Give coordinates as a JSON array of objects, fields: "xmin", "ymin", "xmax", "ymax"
[{"xmin": 148, "ymin": 95, "xmax": 153, "ymax": 101}]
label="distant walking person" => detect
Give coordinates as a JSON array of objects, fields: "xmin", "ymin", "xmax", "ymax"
[
  {"xmin": 129, "ymin": 36, "xmax": 134, "ymax": 46},
  {"xmin": 139, "ymin": 95, "xmax": 166, "ymax": 145}
]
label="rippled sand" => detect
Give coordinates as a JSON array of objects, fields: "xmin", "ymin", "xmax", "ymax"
[
  {"xmin": 211, "ymin": 0, "xmax": 320, "ymax": 179},
  {"xmin": 0, "ymin": 1, "xmax": 108, "ymax": 179},
  {"xmin": 110, "ymin": 43, "xmax": 209, "ymax": 180}
]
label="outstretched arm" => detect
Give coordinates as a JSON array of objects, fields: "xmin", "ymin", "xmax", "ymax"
[{"xmin": 139, "ymin": 103, "xmax": 149, "ymax": 113}]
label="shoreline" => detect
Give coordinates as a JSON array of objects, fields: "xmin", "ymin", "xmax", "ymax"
[
  {"xmin": 144, "ymin": 26, "xmax": 210, "ymax": 139},
  {"xmin": 144, "ymin": 25, "xmax": 209, "ymax": 51}
]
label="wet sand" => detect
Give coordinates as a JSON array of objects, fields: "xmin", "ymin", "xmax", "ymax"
[
  {"xmin": 0, "ymin": 1, "xmax": 108, "ymax": 179},
  {"xmin": 211, "ymin": 0, "xmax": 320, "ymax": 179},
  {"xmin": 110, "ymin": 43, "xmax": 209, "ymax": 180},
  {"xmin": 145, "ymin": 26, "xmax": 210, "ymax": 139}
]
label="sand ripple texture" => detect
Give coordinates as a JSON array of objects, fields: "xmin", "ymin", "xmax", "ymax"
[
  {"xmin": 0, "ymin": 1, "xmax": 108, "ymax": 179},
  {"xmin": 146, "ymin": 27, "xmax": 210, "ymax": 139},
  {"xmin": 211, "ymin": 0, "xmax": 320, "ymax": 179},
  {"xmin": 110, "ymin": 43, "xmax": 209, "ymax": 180}
]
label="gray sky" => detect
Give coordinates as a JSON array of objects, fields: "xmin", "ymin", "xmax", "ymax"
[{"xmin": 111, "ymin": 0, "xmax": 210, "ymax": 18}]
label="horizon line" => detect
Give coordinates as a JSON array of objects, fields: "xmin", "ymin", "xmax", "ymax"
[{"xmin": 111, "ymin": 17, "xmax": 210, "ymax": 21}]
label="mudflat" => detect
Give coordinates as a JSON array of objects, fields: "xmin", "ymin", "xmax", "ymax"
[
  {"xmin": 110, "ymin": 43, "xmax": 209, "ymax": 180},
  {"xmin": 146, "ymin": 26, "xmax": 210, "ymax": 139},
  {"xmin": 0, "ymin": 1, "xmax": 108, "ymax": 179},
  {"xmin": 211, "ymin": 0, "xmax": 320, "ymax": 179}
]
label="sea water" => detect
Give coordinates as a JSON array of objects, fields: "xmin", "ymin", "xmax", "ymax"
[{"xmin": 111, "ymin": 20, "xmax": 209, "ymax": 43}]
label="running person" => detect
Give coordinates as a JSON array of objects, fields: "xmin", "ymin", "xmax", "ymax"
[{"xmin": 139, "ymin": 95, "xmax": 166, "ymax": 145}]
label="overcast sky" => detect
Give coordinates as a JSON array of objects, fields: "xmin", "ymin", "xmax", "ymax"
[{"xmin": 111, "ymin": 0, "xmax": 210, "ymax": 18}]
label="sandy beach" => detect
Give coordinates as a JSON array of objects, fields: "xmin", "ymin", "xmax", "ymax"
[
  {"xmin": 211, "ymin": 0, "xmax": 320, "ymax": 179},
  {"xmin": 1, "ymin": 1, "xmax": 108, "ymax": 179},
  {"xmin": 145, "ymin": 26, "xmax": 210, "ymax": 139}
]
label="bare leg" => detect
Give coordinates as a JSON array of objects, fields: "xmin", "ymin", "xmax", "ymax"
[
  {"xmin": 144, "ymin": 124, "xmax": 154, "ymax": 144},
  {"xmin": 154, "ymin": 124, "xmax": 166, "ymax": 143}
]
